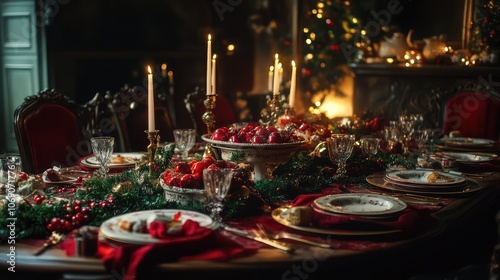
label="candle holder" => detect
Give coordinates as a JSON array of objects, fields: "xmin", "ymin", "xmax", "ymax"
[
  {"xmin": 261, "ymin": 93, "xmax": 283, "ymax": 126},
  {"xmin": 145, "ymin": 130, "xmax": 160, "ymax": 175},
  {"xmin": 202, "ymin": 94, "xmax": 217, "ymax": 157}
]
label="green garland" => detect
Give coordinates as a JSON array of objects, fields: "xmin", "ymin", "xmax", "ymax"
[{"xmin": 0, "ymin": 143, "xmax": 417, "ymax": 242}]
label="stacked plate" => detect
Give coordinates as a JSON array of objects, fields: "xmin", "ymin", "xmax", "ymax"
[
  {"xmin": 311, "ymin": 193, "xmax": 407, "ymax": 220},
  {"xmin": 384, "ymin": 170, "xmax": 467, "ymax": 191}
]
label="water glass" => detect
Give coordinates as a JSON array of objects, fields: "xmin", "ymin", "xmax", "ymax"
[
  {"xmin": 326, "ymin": 134, "xmax": 356, "ymax": 179},
  {"xmin": 90, "ymin": 137, "xmax": 114, "ymax": 178},
  {"xmin": 173, "ymin": 129, "xmax": 196, "ymax": 161},
  {"xmin": 203, "ymin": 168, "xmax": 233, "ymax": 225},
  {"xmin": 0, "ymin": 155, "xmax": 21, "ymax": 196},
  {"xmin": 360, "ymin": 137, "xmax": 380, "ymax": 158}
]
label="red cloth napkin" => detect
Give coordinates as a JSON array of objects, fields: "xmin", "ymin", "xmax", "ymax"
[
  {"xmin": 291, "ymin": 194, "xmax": 434, "ymax": 233},
  {"xmin": 98, "ymin": 220, "xmax": 256, "ymax": 280}
]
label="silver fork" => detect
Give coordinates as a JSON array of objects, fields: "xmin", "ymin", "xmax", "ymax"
[{"xmin": 256, "ymin": 224, "xmax": 332, "ymax": 248}]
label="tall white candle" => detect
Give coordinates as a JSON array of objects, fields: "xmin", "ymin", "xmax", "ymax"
[
  {"xmin": 273, "ymin": 54, "xmax": 279, "ymax": 95},
  {"xmin": 268, "ymin": 66, "xmax": 273, "ymax": 92},
  {"xmin": 278, "ymin": 63, "xmax": 283, "ymax": 91},
  {"xmin": 206, "ymin": 34, "xmax": 212, "ymax": 96},
  {"xmin": 289, "ymin": 60, "xmax": 297, "ymax": 108},
  {"xmin": 211, "ymin": 54, "xmax": 217, "ymax": 95},
  {"xmin": 147, "ymin": 66, "xmax": 155, "ymax": 132},
  {"xmin": 161, "ymin": 63, "xmax": 167, "ymax": 78}
]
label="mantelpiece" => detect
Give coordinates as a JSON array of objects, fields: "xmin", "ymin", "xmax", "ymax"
[{"xmin": 349, "ymin": 63, "xmax": 500, "ymax": 127}]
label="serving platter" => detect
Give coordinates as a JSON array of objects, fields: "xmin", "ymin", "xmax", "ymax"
[
  {"xmin": 312, "ymin": 193, "xmax": 407, "ymax": 217},
  {"xmin": 367, "ymin": 173, "xmax": 481, "ymax": 196},
  {"xmin": 100, "ymin": 209, "xmax": 213, "ymax": 244},
  {"xmin": 385, "ymin": 170, "xmax": 466, "ymax": 186},
  {"xmin": 271, "ymin": 207, "xmax": 401, "ymax": 236}
]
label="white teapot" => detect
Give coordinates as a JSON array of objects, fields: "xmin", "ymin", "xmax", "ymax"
[
  {"xmin": 378, "ymin": 30, "xmax": 415, "ymax": 61},
  {"xmin": 422, "ymin": 34, "xmax": 447, "ymax": 61}
]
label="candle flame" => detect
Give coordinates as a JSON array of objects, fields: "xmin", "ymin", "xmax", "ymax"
[
  {"xmin": 292, "ymin": 60, "xmax": 296, "ymax": 67},
  {"xmin": 275, "ymin": 53, "xmax": 279, "ymax": 59},
  {"xmin": 168, "ymin": 71, "xmax": 173, "ymax": 77},
  {"xmin": 269, "ymin": 66, "xmax": 274, "ymax": 71},
  {"xmin": 161, "ymin": 63, "xmax": 167, "ymax": 70},
  {"xmin": 212, "ymin": 54, "xmax": 217, "ymax": 60},
  {"xmin": 208, "ymin": 34, "xmax": 211, "ymax": 41},
  {"xmin": 147, "ymin": 66, "xmax": 152, "ymax": 74}
]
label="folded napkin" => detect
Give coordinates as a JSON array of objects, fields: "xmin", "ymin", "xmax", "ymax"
[
  {"xmin": 98, "ymin": 220, "xmax": 256, "ymax": 280},
  {"xmin": 291, "ymin": 194, "xmax": 434, "ymax": 234}
]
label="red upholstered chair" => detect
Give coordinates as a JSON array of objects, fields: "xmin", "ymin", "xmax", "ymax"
[
  {"xmin": 443, "ymin": 91, "xmax": 500, "ymax": 140},
  {"xmin": 184, "ymin": 87, "xmax": 237, "ymax": 137},
  {"xmin": 112, "ymin": 84, "xmax": 175, "ymax": 152},
  {"xmin": 13, "ymin": 89, "xmax": 90, "ymax": 174}
]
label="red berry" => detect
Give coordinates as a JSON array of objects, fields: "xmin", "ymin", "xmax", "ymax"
[
  {"xmin": 174, "ymin": 162, "xmax": 191, "ymax": 174},
  {"xmin": 180, "ymin": 174, "xmax": 195, "ymax": 188},
  {"xmin": 267, "ymin": 131, "xmax": 283, "ymax": 143},
  {"xmin": 190, "ymin": 161, "xmax": 206, "ymax": 176}
]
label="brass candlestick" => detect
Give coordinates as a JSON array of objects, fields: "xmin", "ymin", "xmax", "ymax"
[
  {"xmin": 202, "ymin": 94, "xmax": 217, "ymax": 157},
  {"xmin": 145, "ymin": 130, "xmax": 160, "ymax": 175},
  {"xmin": 261, "ymin": 93, "xmax": 282, "ymax": 126}
]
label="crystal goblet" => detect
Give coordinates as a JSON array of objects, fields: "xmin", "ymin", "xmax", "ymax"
[
  {"xmin": 203, "ymin": 168, "xmax": 233, "ymax": 225},
  {"xmin": 90, "ymin": 137, "xmax": 114, "ymax": 178},
  {"xmin": 326, "ymin": 134, "xmax": 356, "ymax": 179},
  {"xmin": 173, "ymin": 129, "xmax": 196, "ymax": 161},
  {"xmin": 360, "ymin": 137, "xmax": 380, "ymax": 158}
]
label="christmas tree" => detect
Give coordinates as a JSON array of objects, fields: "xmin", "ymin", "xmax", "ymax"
[
  {"xmin": 301, "ymin": 0, "xmax": 360, "ymax": 94},
  {"xmin": 469, "ymin": 0, "xmax": 500, "ymax": 55}
]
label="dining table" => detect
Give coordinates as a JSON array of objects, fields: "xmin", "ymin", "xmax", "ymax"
[{"xmin": 1, "ymin": 141, "xmax": 500, "ymax": 280}]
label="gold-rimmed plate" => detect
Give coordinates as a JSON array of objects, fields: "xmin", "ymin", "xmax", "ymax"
[{"xmin": 271, "ymin": 207, "xmax": 401, "ymax": 236}]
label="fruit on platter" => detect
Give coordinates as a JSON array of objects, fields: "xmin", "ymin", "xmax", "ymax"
[{"xmin": 209, "ymin": 124, "xmax": 305, "ymax": 144}]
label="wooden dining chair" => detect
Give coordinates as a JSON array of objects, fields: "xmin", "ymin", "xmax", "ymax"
[
  {"xmin": 442, "ymin": 90, "xmax": 500, "ymax": 140},
  {"xmin": 184, "ymin": 86, "xmax": 237, "ymax": 137},
  {"xmin": 13, "ymin": 89, "xmax": 90, "ymax": 174},
  {"xmin": 112, "ymin": 84, "xmax": 175, "ymax": 152}
]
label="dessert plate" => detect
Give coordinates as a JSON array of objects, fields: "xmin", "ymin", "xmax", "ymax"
[
  {"xmin": 385, "ymin": 170, "xmax": 466, "ymax": 186},
  {"xmin": 313, "ymin": 193, "xmax": 407, "ymax": 217},
  {"xmin": 443, "ymin": 137, "xmax": 495, "ymax": 147},
  {"xmin": 434, "ymin": 152, "xmax": 496, "ymax": 164},
  {"xmin": 81, "ymin": 153, "xmax": 146, "ymax": 168},
  {"xmin": 100, "ymin": 209, "xmax": 213, "ymax": 244}
]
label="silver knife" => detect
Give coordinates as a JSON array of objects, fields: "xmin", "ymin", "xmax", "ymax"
[{"xmin": 223, "ymin": 225, "xmax": 295, "ymax": 253}]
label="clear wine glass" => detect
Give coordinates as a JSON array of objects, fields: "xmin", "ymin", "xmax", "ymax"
[
  {"xmin": 326, "ymin": 134, "xmax": 356, "ymax": 179},
  {"xmin": 360, "ymin": 137, "xmax": 380, "ymax": 158},
  {"xmin": 90, "ymin": 136, "xmax": 114, "ymax": 178},
  {"xmin": 173, "ymin": 129, "xmax": 196, "ymax": 161},
  {"xmin": 203, "ymin": 168, "xmax": 233, "ymax": 226}
]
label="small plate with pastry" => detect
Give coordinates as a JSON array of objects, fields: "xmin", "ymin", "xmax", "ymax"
[
  {"xmin": 100, "ymin": 209, "xmax": 213, "ymax": 244},
  {"xmin": 80, "ymin": 153, "xmax": 146, "ymax": 168},
  {"xmin": 385, "ymin": 170, "xmax": 466, "ymax": 187}
]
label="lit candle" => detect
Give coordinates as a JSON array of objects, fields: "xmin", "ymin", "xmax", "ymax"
[
  {"xmin": 289, "ymin": 60, "xmax": 297, "ymax": 108},
  {"xmin": 147, "ymin": 66, "xmax": 155, "ymax": 132},
  {"xmin": 278, "ymin": 63, "xmax": 283, "ymax": 90},
  {"xmin": 161, "ymin": 63, "xmax": 167, "ymax": 78},
  {"xmin": 273, "ymin": 54, "xmax": 279, "ymax": 95},
  {"xmin": 168, "ymin": 70, "xmax": 174, "ymax": 95},
  {"xmin": 206, "ymin": 34, "xmax": 212, "ymax": 96},
  {"xmin": 268, "ymin": 66, "xmax": 273, "ymax": 92},
  {"xmin": 211, "ymin": 54, "xmax": 217, "ymax": 95}
]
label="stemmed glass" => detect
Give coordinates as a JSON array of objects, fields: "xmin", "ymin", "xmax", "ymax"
[
  {"xmin": 173, "ymin": 129, "xmax": 196, "ymax": 161},
  {"xmin": 90, "ymin": 137, "xmax": 114, "ymax": 178},
  {"xmin": 326, "ymin": 134, "xmax": 356, "ymax": 179},
  {"xmin": 203, "ymin": 168, "xmax": 233, "ymax": 226},
  {"xmin": 360, "ymin": 137, "xmax": 380, "ymax": 159}
]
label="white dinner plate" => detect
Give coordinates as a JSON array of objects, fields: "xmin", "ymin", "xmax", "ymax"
[
  {"xmin": 313, "ymin": 193, "xmax": 407, "ymax": 216},
  {"xmin": 81, "ymin": 153, "xmax": 146, "ymax": 168},
  {"xmin": 434, "ymin": 152, "xmax": 496, "ymax": 164},
  {"xmin": 271, "ymin": 207, "xmax": 401, "ymax": 236},
  {"xmin": 42, "ymin": 169, "xmax": 79, "ymax": 185},
  {"xmin": 100, "ymin": 209, "xmax": 213, "ymax": 244},
  {"xmin": 385, "ymin": 170, "xmax": 466, "ymax": 186},
  {"xmin": 366, "ymin": 173, "xmax": 481, "ymax": 196},
  {"xmin": 444, "ymin": 137, "xmax": 496, "ymax": 147}
]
